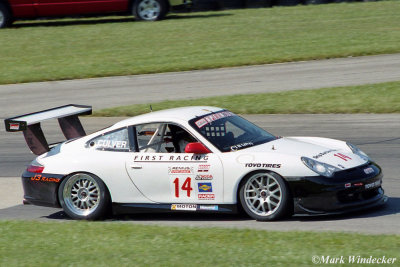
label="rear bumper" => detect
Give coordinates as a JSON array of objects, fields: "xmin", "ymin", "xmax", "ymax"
[
  {"xmin": 288, "ymin": 162, "xmax": 387, "ymax": 215},
  {"xmin": 22, "ymin": 171, "xmax": 64, "ymax": 208}
]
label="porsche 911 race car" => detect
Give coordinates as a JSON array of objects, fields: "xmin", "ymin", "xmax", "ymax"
[{"xmin": 4, "ymin": 105, "xmax": 387, "ymax": 221}]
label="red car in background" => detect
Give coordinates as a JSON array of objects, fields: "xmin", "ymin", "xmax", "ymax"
[{"xmin": 0, "ymin": 0, "xmax": 190, "ymax": 27}]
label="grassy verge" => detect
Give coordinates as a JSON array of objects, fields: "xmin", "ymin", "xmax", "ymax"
[
  {"xmin": 0, "ymin": 1, "xmax": 400, "ymax": 84},
  {"xmin": 0, "ymin": 221, "xmax": 398, "ymax": 266},
  {"xmin": 93, "ymin": 81, "xmax": 400, "ymax": 116}
]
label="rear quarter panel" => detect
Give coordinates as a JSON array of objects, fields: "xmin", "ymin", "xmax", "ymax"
[{"xmin": 39, "ymin": 148, "xmax": 150, "ymax": 203}]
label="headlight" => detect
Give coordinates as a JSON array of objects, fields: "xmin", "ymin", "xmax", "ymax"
[
  {"xmin": 301, "ymin": 157, "xmax": 339, "ymax": 177},
  {"xmin": 346, "ymin": 142, "xmax": 370, "ymax": 161}
]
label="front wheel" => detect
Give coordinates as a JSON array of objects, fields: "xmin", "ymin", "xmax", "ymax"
[
  {"xmin": 133, "ymin": 0, "xmax": 168, "ymax": 21},
  {"xmin": 58, "ymin": 173, "xmax": 110, "ymax": 220},
  {"xmin": 0, "ymin": 3, "xmax": 13, "ymax": 29},
  {"xmin": 239, "ymin": 172, "xmax": 292, "ymax": 221}
]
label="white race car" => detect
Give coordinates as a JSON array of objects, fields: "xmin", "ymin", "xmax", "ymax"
[{"xmin": 5, "ymin": 105, "xmax": 387, "ymax": 221}]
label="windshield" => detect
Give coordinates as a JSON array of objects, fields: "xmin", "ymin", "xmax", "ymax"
[{"xmin": 189, "ymin": 110, "xmax": 276, "ymax": 152}]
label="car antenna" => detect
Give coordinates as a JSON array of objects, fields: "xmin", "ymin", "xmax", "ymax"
[{"xmin": 150, "ymin": 105, "xmax": 153, "ymax": 112}]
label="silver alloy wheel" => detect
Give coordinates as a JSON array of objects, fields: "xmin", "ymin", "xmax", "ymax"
[
  {"xmin": 137, "ymin": 0, "xmax": 161, "ymax": 20},
  {"xmin": 243, "ymin": 173, "xmax": 282, "ymax": 216},
  {"xmin": 63, "ymin": 173, "xmax": 100, "ymax": 216}
]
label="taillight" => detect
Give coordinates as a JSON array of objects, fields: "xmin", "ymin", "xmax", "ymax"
[{"xmin": 27, "ymin": 165, "xmax": 44, "ymax": 173}]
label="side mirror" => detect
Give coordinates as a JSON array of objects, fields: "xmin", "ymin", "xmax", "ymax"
[{"xmin": 184, "ymin": 142, "xmax": 211, "ymax": 154}]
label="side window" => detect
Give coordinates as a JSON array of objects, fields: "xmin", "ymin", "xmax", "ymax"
[
  {"xmin": 135, "ymin": 123, "xmax": 196, "ymax": 153},
  {"xmin": 136, "ymin": 123, "xmax": 166, "ymax": 153},
  {"xmin": 87, "ymin": 128, "xmax": 130, "ymax": 152}
]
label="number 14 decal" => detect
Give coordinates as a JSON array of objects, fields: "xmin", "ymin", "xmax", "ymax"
[{"xmin": 173, "ymin": 177, "xmax": 193, "ymax": 198}]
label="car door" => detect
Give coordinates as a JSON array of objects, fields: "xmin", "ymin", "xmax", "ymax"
[
  {"xmin": 33, "ymin": 0, "xmax": 128, "ymax": 17},
  {"xmin": 8, "ymin": 0, "xmax": 37, "ymax": 18},
  {"xmin": 83, "ymin": 126, "xmax": 152, "ymax": 203},
  {"xmin": 125, "ymin": 122, "xmax": 224, "ymax": 204}
]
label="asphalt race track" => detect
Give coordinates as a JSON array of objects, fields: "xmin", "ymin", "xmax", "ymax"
[
  {"xmin": 1, "ymin": 114, "xmax": 399, "ymax": 234},
  {"xmin": 0, "ymin": 54, "xmax": 400, "ymax": 118},
  {"xmin": 0, "ymin": 54, "xmax": 399, "ymax": 234}
]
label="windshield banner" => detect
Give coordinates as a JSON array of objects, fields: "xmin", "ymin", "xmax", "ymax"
[{"xmin": 195, "ymin": 111, "xmax": 234, "ymax": 128}]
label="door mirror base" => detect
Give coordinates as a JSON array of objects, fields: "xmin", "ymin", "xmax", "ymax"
[{"xmin": 184, "ymin": 142, "xmax": 211, "ymax": 154}]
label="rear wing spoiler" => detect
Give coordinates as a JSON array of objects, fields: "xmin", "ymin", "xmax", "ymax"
[{"xmin": 4, "ymin": 104, "xmax": 92, "ymax": 155}]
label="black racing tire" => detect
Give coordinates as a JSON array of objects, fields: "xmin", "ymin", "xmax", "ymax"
[
  {"xmin": 0, "ymin": 3, "xmax": 12, "ymax": 29},
  {"xmin": 239, "ymin": 172, "xmax": 292, "ymax": 221},
  {"xmin": 133, "ymin": 0, "xmax": 168, "ymax": 21},
  {"xmin": 58, "ymin": 173, "xmax": 110, "ymax": 220}
]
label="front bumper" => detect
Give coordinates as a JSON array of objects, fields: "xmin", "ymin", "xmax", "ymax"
[
  {"xmin": 22, "ymin": 171, "xmax": 64, "ymax": 208},
  {"xmin": 288, "ymin": 162, "xmax": 387, "ymax": 215}
]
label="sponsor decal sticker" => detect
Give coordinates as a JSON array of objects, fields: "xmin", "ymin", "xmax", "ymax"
[
  {"xmin": 198, "ymin": 164, "xmax": 210, "ymax": 172},
  {"xmin": 195, "ymin": 119, "xmax": 208, "ymax": 129},
  {"xmin": 199, "ymin": 205, "xmax": 218, "ymax": 211},
  {"xmin": 198, "ymin": 194, "xmax": 215, "ymax": 200},
  {"xmin": 195, "ymin": 174, "xmax": 213, "ymax": 180},
  {"xmin": 9, "ymin": 123, "xmax": 20, "ymax": 130},
  {"xmin": 245, "ymin": 163, "xmax": 281, "ymax": 168},
  {"xmin": 96, "ymin": 140, "xmax": 127, "ymax": 149},
  {"xmin": 30, "ymin": 174, "xmax": 60, "ymax": 183},
  {"xmin": 364, "ymin": 167, "xmax": 374, "ymax": 175},
  {"xmin": 345, "ymin": 182, "xmax": 364, "ymax": 188},
  {"xmin": 198, "ymin": 183, "xmax": 212, "ymax": 192},
  {"xmin": 334, "ymin": 153, "xmax": 352, "ymax": 161},
  {"xmin": 169, "ymin": 167, "xmax": 193, "ymax": 175},
  {"xmin": 171, "ymin": 204, "xmax": 197, "ymax": 211},
  {"xmin": 195, "ymin": 111, "xmax": 234, "ymax": 128},
  {"xmin": 230, "ymin": 142, "xmax": 253, "ymax": 151},
  {"xmin": 365, "ymin": 180, "xmax": 381, "ymax": 189},
  {"xmin": 134, "ymin": 155, "xmax": 208, "ymax": 162},
  {"xmin": 313, "ymin": 149, "xmax": 336, "ymax": 159}
]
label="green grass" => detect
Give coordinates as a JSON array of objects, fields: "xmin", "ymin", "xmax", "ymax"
[
  {"xmin": 0, "ymin": 1, "xmax": 400, "ymax": 84},
  {"xmin": 93, "ymin": 81, "xmax": 400, "ymax": 116},
  {"xmin": 0, "ymin": 221, "xmax": 398, "ymax": 266}
]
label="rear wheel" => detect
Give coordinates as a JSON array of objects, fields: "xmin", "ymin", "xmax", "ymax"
[
  {"xmin": 58, "ymin": 173, "xmax": 110, "ymax": 220},
  {"xmin": 133, "ymin": 0, "xmax": 168, "ymax": 21},
  {"xmin": 0, "ymin": 3, "xmax": 12, "ymax": 29},
  {"xmin": 239, "ymin": 172, "xmax": 292, "ymax": 221}
]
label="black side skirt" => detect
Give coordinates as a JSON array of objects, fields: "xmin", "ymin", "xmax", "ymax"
[{"xmin": 112, "ymin": 203, "xmax": 238, "ymax": 215}]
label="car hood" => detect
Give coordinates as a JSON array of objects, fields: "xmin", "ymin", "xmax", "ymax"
[{"xmin": 242, "ymin": 137, "xmax": 367, "ymax": 169}]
